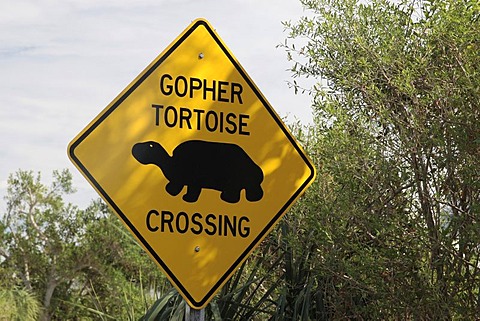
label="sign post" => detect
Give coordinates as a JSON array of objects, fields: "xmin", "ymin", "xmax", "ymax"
[
  {"xmin": 185, "ymin": 305, "xmax": 205, "ymax": 321},
  {"xmin": 68, "ymin": 18, "xmax": 315, "ymax": 310}
]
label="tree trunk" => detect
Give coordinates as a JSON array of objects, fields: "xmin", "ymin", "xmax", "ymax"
[{"xmin": 39, "ymin": 277, "xmax": 58, "ymax": 321}]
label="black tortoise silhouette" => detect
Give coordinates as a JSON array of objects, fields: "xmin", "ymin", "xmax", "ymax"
[{"xmin": 132, "ymin": 140, "xmax": 264, "ymax": 203}]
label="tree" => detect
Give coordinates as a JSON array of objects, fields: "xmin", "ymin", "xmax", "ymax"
[
  {"xmin": 282, "ymin": 0, "xmax": 480, "ymax": 319},
  {"xmin": 0, "ymin": 169, "xmax": 87, "ymax": 321},
  {"xmin": 0, "ymin": 170, "xmax": 165, "ymax": 320},
  {"xmin": 74, "ymin": 200, "xmax": 168, "ymax": 320}
]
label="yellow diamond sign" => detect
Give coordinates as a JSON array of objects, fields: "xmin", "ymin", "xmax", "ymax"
[{"xmin": 68, "ymin": 18, "xmax": 315, "ymax": 309}]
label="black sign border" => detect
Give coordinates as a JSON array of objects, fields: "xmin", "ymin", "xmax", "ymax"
[{"xmin": 68, "ymin": 18, "xmax": 315, "ymax": 309}]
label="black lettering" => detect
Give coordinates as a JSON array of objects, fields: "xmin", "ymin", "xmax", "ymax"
[
  {"xmin": 151, "ymin": 104, "xmax": 163, "ymax": 126},
  {"xmin": 160, "ymin": 74, "xmax": 173, "ymax": 96},
  {"xmin": 224, "ymin": 215, "xmax": 236, "ymax": 237},
  {"xmin": 218, "ymin": 81, "xmax": 229, "ymax": 102},
  {"xmin": 218, "ymin": 214, "xmax": 223, "ymax": 236},
  {"xmin": 190, "ymin": 213, "xmax": 203, "ymax": 235},
  {"xmin": 147, "ymin": 211, "xmax": 251, "ymax": 238},
  {"xmin": 176, "ymin": 212, "xmax": 189, "ymax": 233},
  {"xmin": 193, "ymin": 109, "xmax": 205, "ymax": 130},
  {"xmin": 179, "ymin": 107, "xmax": 192, "ymax": 129},
  {"xmin": 238, "ymin": 216, "xmax": 250, "ymax": 238},
  {"xmin": 146, "ymin": 105, "xmax": 250, "ymax": 135},
  {"xmin": 239, "ymin": 114, "xmax": 250, "ymax": 135},
  {"xmin": 205, "ymin": 110, "xmax": 218, "ymax": 132},
  {"xmin": 219, "ymin": 112, "xmax": 224, "ymax": 133},
  {"xmin": 160, "ymin": 75, "xmax": 244, "ymax": 105},
  {"xmin": 231, "ymin": 82, "xmax": 243, "ymax": 104},
  {"xmin": 189, "ymin": 77, "xmax": 202, "ymax": 98},
  {"xmin": 146, "ymin": 209, "xmax": 159, "ymax": 232},
  {"xmin": 164, "ymin": 105, "xmax": 178, "ymax": 127},
  {"xmin": 175, "ymin": 76, "xmax": 187, "ymax": 97},
  {"xmin": 161, "ymin": 210, "xmax": 174, "ymax": 233},
  {"xmin": 225, "ymin": 113, "xmax": 237, "ymax": 134},
  {"xmin": 203, "ymin": 79, "xmax": 216, "ymax": 101},
  {"xmin": 205, "ymin": 214, "xmax": 217, "ymax": 235}
]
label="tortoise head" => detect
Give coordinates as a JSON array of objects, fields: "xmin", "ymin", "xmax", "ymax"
[{"xmin": 132, "ymin": 141, "xmax": 165, "ymax": 165}]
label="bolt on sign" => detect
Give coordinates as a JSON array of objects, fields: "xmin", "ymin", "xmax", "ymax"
[{"xmin": 68, "ymin": 18, "xmax": 315, "ymax": 309}]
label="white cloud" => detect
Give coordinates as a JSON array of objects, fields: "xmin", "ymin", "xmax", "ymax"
[{"xmin": 0, "ymin": 0, "xmax": 314, "ymax": 210}]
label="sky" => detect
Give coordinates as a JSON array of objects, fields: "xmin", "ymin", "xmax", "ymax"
[{"xmin": 0, "ymin": 0, "xmax": 314, "ymax": 210}]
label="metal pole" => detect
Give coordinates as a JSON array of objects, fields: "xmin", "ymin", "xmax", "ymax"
[{"xmin": 185, "ymin": 304, "xmax": 205, "ymax": 321}]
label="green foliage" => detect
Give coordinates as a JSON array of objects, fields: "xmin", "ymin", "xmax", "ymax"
[
  {"xmin": 140, "ymin": 234, "xmax": 285, "ymax": 320},
  {"xmin": 140, "ymin": 288, "xmax": 186, "ymax": 321},
  {"xmin": 0, "ymin": 287, "xmax": 41, "ymax": 321},
  {"xmin": 281, "ymin": 0, "xmax": 480, "ymax": 319},
  {"xmin": 0, "ymin": 170, "xmax": 167, "ymax": 321},
  {"xmin": 3, "ymin": 2, "xmax": 479, "ymax": 320}
]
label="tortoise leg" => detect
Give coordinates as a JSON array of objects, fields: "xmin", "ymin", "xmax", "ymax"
[
  {"xmin": 221, "ymin": 189, "xmax": 241, "ymax": 203},
  {"xmin": 246, "ymin": 185, "xmax": 263, "ymax": 202},
  {"xmin": 183, "ymin": 185, "xmax": 202, "ymax": 203},
  {"xmin": 166, "ymin": 182, "xmax": 183, "ymax": 196}
]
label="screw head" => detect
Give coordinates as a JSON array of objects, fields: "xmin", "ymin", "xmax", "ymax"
[
  {"xmin": 194, "ymin": 246, "xmax": 200, "ymax": 252},
  {"xmin": 198, "ymin": 52, "xmax": 204, "ymax": 59}
]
